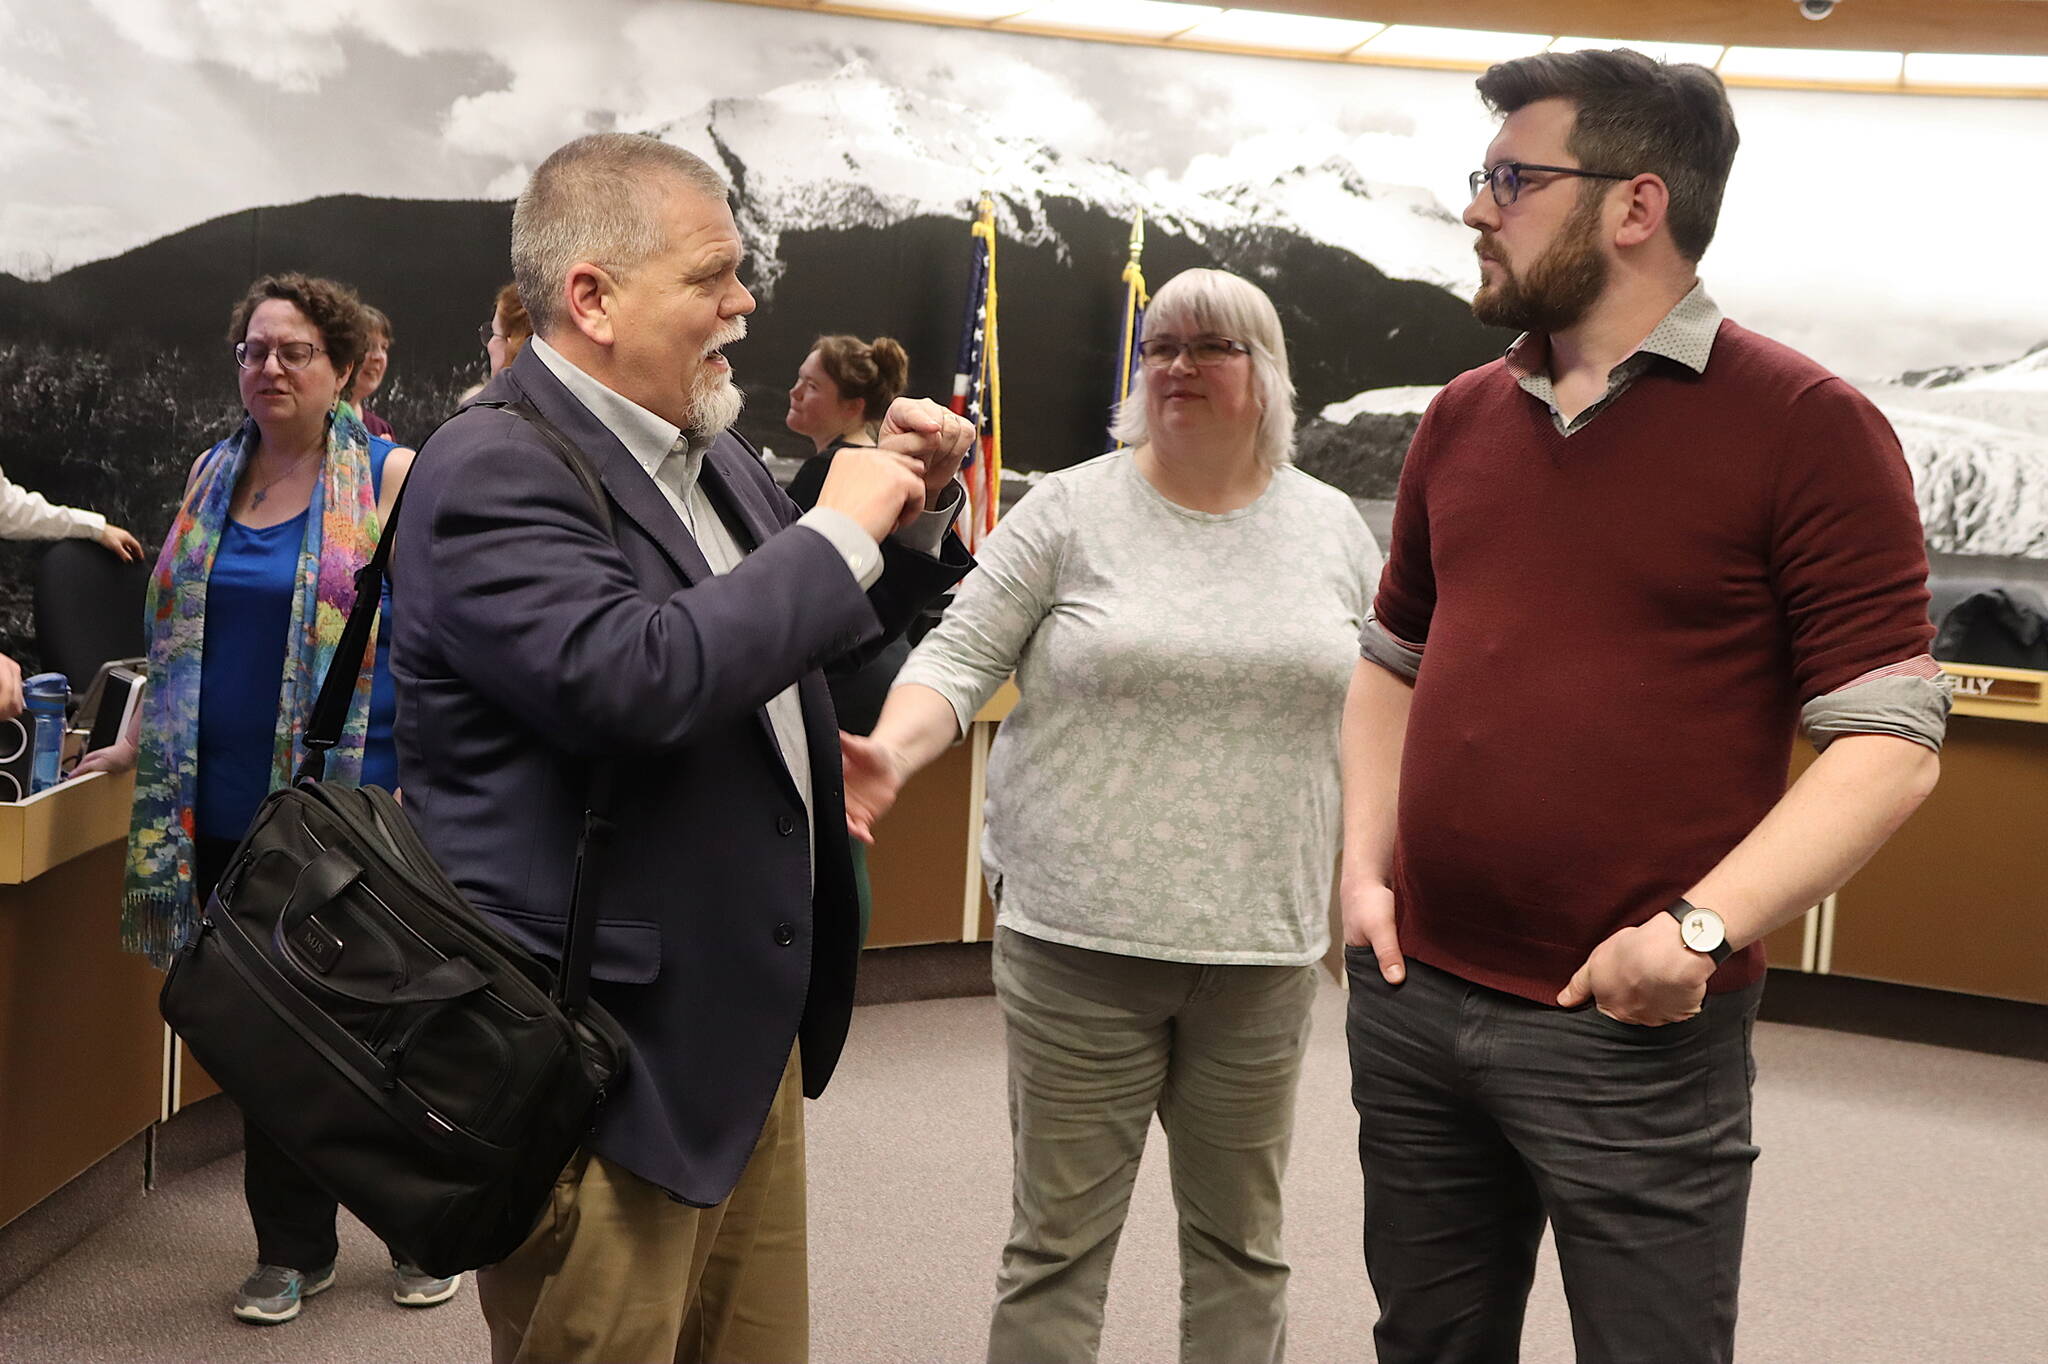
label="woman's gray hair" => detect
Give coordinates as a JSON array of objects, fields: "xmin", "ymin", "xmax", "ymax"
[
  {"xmin": 511, "ymin": 133, "xmax": 729, "ymax": 338},
  {"xmin": 1108, "ymin": 268, "xmax": 1297, "ymax": 468}
]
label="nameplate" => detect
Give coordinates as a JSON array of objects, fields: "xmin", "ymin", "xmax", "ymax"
[{"xmin": 1947, "ymin": 673, "xmax": 2042, "ymax": 705}]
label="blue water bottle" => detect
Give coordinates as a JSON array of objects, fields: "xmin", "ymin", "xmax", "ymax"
[{"xmin": 23, "ymin": 673, "xmax": 68, "ymax": 795}]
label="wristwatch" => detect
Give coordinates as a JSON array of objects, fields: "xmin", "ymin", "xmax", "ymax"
[{"xmin": 1666, "ymin": 898, "xmax": 1733, "ymax": 966}]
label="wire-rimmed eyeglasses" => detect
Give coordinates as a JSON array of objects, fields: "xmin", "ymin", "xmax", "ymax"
[
  {"xmin": 234, "ymin": 341, "xmax": 326, "ymax": 371},
  {"xmin": 1136, "ymin": 336, "xmax": 1251, "ymax": 369},
  {"xmin": 1468, "ymin": 162, "xmax": 1636, "ymax": 207}
]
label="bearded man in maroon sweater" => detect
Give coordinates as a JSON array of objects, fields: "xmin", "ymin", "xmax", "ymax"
[{"xmin": 1340, "ymin": 50, "xmax": 1947, "ymax": 1364}]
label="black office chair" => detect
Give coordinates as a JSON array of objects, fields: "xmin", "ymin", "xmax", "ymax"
[
  {"xmin": 1932, "ymin": 582, "xmax": 2048, "ymax": 669},
  {"xmin": 34, "ymin": 538, "xmax": 149, "ymax": 688}
]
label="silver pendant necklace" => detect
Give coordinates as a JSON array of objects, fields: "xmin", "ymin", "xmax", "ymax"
[{"xmin": 249, "ymin": 448, "xmax": 319, "ymax": 509}]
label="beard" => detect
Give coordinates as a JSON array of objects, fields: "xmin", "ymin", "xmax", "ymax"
[
  {"xmin": 685, "ymin": 371, "xmax": 744, "ymax": 441},
  {"xmin": 683, "ymin": 317, "xmax": 748, "ymax": 440},
  {"xmin": 1471, "ymin": 190, "xmax": 1609, "ymax": 334}
]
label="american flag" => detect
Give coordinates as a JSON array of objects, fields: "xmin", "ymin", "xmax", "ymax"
[{"xmin": 950, "ymin": 194, "xmax": 1002, "ymax": 552}]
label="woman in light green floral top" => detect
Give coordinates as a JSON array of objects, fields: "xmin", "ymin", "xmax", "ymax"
[{"xmin": 844, "ymin": 269, "xmax": 1382, "ymax": 1364}]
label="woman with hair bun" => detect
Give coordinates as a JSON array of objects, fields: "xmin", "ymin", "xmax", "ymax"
[
  {"xmin": 785, "ymin": 333, "xmax": 910, "ymax": 511},
  {"xmin": 483, "ymin": 282, "xmax": 533, "ymax": 378},
  {"xmin": 782, "ymin": 333, "xmax": 915, "ymax": 945}
]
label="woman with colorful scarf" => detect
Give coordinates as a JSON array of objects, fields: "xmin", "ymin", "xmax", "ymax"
[{"xmin": 72, "ymin": 274, "xmax": 462, "ymax": 1327}]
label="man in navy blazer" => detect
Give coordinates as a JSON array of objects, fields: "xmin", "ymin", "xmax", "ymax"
[{"xmin": 391, "ymin": 133, "xmax": 973, "ymax": 1362}]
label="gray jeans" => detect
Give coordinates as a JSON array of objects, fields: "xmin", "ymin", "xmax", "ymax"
[
  {"xmin": 1346, "ymin": 953, "xmax": 1763, "ymax": 1364},
  {"xmin": 988, "ymin": 928, "xmax": 1318, "ymax": 1364}
]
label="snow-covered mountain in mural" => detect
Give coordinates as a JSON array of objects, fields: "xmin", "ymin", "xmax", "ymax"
[
  {"xmin": 1901, "ymin": 341, "xmax": 2048, "ymax": 394},
  {"xmin": 656, "ymin": 59, "xmax": 1481, "ymax": 300},
  {"xmin": 638, "ymin": 57, "xmax": 1507, "ymax": 468}
]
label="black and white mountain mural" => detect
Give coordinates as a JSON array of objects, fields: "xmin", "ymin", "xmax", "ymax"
[{"xmin": 2, "ymin": 0, "xmax": 2045, "ymax": 659}]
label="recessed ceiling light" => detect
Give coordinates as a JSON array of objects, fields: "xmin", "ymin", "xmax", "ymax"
[
  {"xmin": 1904, "ymin": 52, "xmax": 2048, "ymax": 89},
  {"xmin": 1719, "ymin": 46, "xmax": 1905, "ymax": 84},
  {"xmin": 847, "ymin": 0, "xmax": 1032, "ymax": 17},
  {"xmin": 1002, "ymin": 0, "xmax": 1221, "ymax": 39},
  {"xmin": 1548, "ymin": 35, "xmax": 1727, "ymax": 68},
  {"xmin": 842, "ymin": 0, "xmax": 1032, "ymax": 19},
  {"xmin": 1362, "ymin": 24, "xmax": 1551, "ymax": 64},
  {"xmin": 1177, "ymin": 10, "xmax": 1385, "ymax": 55}
]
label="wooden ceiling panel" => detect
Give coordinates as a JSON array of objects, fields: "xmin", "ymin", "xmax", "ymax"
[{"xmin": 1220, "ymin": 1, "xmax": 2048, "ymax": 57}]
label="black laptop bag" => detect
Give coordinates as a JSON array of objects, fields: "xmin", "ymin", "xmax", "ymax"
[{"xmin": 161, "ymin": 403, "xmax": 629, "ymax": 1277}]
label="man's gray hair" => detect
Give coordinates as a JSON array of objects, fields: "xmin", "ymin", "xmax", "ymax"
[
  {"xmin": 1109, "ymin": 268, "xmax": 1297, "ymax": 468},
  {"xmin": 511, "ymin": 133, "xmax": 730, "ymax": 338}
]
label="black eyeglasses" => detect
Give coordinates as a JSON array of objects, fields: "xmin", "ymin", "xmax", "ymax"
[
  {"xmin": 234, "ymin": 341, "xmax": 325, "ymax": 371},
  {"xmin": 1469, "ymin": 162, "xmax": 1635, "ymax": 207},
  {"xmin": 477, "ymin": 321, "xmax": 505, "ymax": 349},
  {"xmin": 1137, "ymin": 336, "xmax": 1251, "ymax": 369}
]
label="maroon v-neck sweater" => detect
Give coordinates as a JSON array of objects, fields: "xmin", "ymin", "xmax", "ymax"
[{"xmin": 1374, "ymin": 320, "xmax": 1932, "ymax": 1004}]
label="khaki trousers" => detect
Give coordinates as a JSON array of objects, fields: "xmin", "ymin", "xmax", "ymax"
[
  {"xmin": 478, "ymin": 1045, "xmax": 809, "ymax": 1364},
  {"xmin": 988, "ymin": 928, "xmax": 1318, "ymax": 1364}
]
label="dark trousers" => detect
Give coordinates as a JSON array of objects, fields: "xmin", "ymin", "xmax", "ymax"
[
  {"xmin": 1345, "ymin": 953, "xmax": 1763, "ymax": 1364},
  {"xmin": 242, "ymin": 1121, "xmax": 342, "ymax": 1271},
  {"xmin": 195, "ymin": 835, "xmax": 347, "ymax": 1273}
]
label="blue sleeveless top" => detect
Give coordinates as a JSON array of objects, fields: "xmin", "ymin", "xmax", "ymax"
[{"xmin": 195, "ymin": 440, "xmax": 397, "ymax": 840}]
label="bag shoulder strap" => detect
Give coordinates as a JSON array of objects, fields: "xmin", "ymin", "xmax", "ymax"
[
  {"xmin": 298, "ymin": 481, "xmax": 404, "ymax": 779},
  {"xmin": 298, "ymin": 394, "xmax": 623, "ymax": 1016},
  {"xmin": 475, "ymin": 397, "xmax": 615, "ymax": 538},
  {"xmin": 299, "ymin": 396, "xmax": 614, "ymax": 772},
  {"xmin": 474, "ymin": 397, "xmax": 622, "ymax": 1012}
]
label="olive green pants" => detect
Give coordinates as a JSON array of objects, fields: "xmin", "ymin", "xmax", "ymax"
[{"xmin": 987, "ymin": 928, "xmax": 1317, "ymax": 1364}]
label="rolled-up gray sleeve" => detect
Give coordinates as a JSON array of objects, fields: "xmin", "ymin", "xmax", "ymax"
[
  {"xmin": 1801, "ymin": 656, "xmax": 1953, "ymax": 753},
  {"xmin": 1358, "ymin": 612, "xmax": 1424, "ymax": 683}
]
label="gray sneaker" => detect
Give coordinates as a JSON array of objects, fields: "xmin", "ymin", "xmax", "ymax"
[
  {"xmin": 231, "ymin": 1262, "xmax": 335, "ymax": 1324},
  {"xmin": 391, "ymin": 1261, "xmax": 463, "ymax": 1308}
]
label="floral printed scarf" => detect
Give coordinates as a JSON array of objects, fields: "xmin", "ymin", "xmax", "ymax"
[{"xmin": 122, "ymin": 408, "xmax": 380, "ymax": 967}]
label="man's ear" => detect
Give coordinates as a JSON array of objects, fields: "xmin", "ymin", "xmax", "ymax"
[
  {"xmin": 563, "ymin": 262, "xmax": 617, "ymax": 347},
  {"xmin": 1613, "ymin": 173, "xmax": 1669, "ymax": 249}
]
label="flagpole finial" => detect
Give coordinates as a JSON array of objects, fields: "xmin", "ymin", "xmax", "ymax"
[{"xmin": 1120, "ymin": 208, "xmax": 1149, "ymax": 307}]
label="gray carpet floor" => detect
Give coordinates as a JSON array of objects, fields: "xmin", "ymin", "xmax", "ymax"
[{"xmin": 4, "ymin": 976, "xmax": 2045, "ymax": 1362}]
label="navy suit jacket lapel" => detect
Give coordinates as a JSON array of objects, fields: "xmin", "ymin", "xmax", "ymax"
[
  {"xmin": 697, "ymin": 439, "xmax": 844, "ymax": 822},
  {"xmin": 697, "ymin": 438, "xmax": 779, "ymax": 554},
  {"xmin": 695, "ymin": 441, "xmax": 826, "ymax": 813},
  {"xmin": 601, "ymin": 455, "xmax": 717, "ymax": 586}
]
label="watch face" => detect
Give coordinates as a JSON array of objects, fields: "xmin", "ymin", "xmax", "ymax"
[{"xmin": 1680, "ymin": 908, "xmax": 1727, "ymax": 954}]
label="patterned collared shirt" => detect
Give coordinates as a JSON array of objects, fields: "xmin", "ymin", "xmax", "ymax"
[{"xmin": 1504, "ymin": 281, "xmax": 1722, "ymax": 437}]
